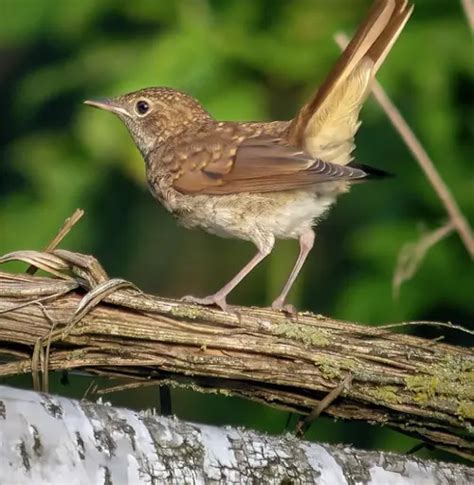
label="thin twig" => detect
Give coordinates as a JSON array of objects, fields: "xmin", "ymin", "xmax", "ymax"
[
  {"xmin": 296, "ymin": 373, "xmax": 352, "ymax": 437},
  {"xmin": 379, "ymin": 320, "xmax": 474, "ymax": 336},
  {"xmin": 392, "ymin": 221, "xmax": 455, "ymax": 297},
  {"xmin": 82, "ymin": 380, "xmax": 98, "ymax": 400},
  {"xmin": 37, "ymin": 303, "xmax": 59, "ymax": 394},
  {"xmin": 0, "ymin": 287, "xmax": 77, "ymax": 315},
  {"xmin": 31, "ymin": 338, "xmax": 43, "ymax": 392},
  {"xmin": 23, "ymin": 209, "xmax": 84, "ymax": 389},
  {"xmin": 461, "ymin": 0, "xmax": 474, "ymax": 32},
  {"xmin": 26, "ymin": 208, "xmax": 84, "ymax": 275},
  {"xmin": 335, "ymin": 33, "xmax": 474, "ymax": 258},
  {"xmin": 97, "ymin": 380, "xmax": 160, "ymax": 395}
]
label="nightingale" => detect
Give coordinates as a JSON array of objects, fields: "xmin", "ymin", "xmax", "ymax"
[{"xmin": 85, "ymin": 0, "xmax": 413, "ymax": 311}]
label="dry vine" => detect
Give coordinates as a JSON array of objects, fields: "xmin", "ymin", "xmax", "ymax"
[{"xmin": 0, "ymin": 247, "xmax": 472, "ymax": 460}]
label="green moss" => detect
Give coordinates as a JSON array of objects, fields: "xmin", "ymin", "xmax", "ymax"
[
  {"xmin": 405, "ymin": 375, "xmax": 439, "ymax": 405},
  {"xmin": 367, "ymin": 386, "xmax": 403, "ymax": 405},
  {"xmin": 273, "ymin": 322, "xmax": 330, "ymax": 347},
  {"xmin": 310, "ymin": 355, "xmax": 361, "ymax": 382},
  {"xmin": 170, "ymin": 305, "xmax": 199, "ymax": 320},
  {"xmin": 456, "ymin": 401, "xmax": 474, "ymax": 421},
  {"xmin": 312, "ymin": 356, "xmax": 342, "ymax": 380},
  {"xmin": 404, "ymin": 356, "xmax": 474, "ymax": 410},
  {"xmin": 462, "ymin": 371, "xmax": 474, "ymax": 383}
]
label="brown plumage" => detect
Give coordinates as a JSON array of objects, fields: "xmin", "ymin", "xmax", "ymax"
[{"xmin": 85, "ymin": 0, "xmax": 413, "ymax": 311}]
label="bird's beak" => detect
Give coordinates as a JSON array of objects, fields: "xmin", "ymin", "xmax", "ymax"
[{"xmin": 84, "ymin": 98, "xmax": 131, "ymax": 118}]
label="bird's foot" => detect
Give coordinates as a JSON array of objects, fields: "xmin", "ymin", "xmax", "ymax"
[
  {"xmin": 271, "ymin": 298, "xmax": 297, "ymax": 315},
  {"xmin": 181, "ymin": 293, "xmax": 228, "ymax": 312}
]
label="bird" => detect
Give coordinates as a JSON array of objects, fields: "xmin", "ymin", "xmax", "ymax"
[{"xmin": 85, "ymin": 0, "xmax": 413, "ymax": 312}]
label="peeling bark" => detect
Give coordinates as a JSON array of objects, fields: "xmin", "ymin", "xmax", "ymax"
[{"xmin": 0, "ymin": 386, "xmax": 471, "ymax": 484}]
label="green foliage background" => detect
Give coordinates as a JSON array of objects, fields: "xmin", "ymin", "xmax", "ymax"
[{"xmin": 1, "ymin": 0, "xmax": 472, "ymax": 462}]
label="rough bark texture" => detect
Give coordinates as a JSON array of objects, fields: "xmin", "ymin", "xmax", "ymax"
[
  {"xmin": 0, "ymin": 385, "xmax": 471, "ymax": 484},
  {"xmin": 0, "ymin": 249, "xmax": 473, "ymax": 460}
]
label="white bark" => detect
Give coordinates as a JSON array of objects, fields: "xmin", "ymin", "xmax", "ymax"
[{"xmin": 0, "ymin": 386, "xmax": 471, "ymax": 484}]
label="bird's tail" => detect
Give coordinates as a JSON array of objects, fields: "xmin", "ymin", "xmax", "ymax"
[
  {"xmin": 348, "ymin": 161, "xmax": 394, "ymax": 180},
  {"xmin": 287, "ymin": 0, "xmax": 413, "ymax": 161}
]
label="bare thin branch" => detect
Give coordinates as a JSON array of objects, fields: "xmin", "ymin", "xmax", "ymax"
[
  {"xmin": 31, "ymin": 338, "xmax": 43, "ymax": 392},
  {"xmin": 335, "ymin": 33, "xmax": 474, "ymax": 258},
  {"xmin": 97, "ymin": 380, "xmax": 160, "ymax": 395},
  {"xmin": 0, "ymin": 288, "xmax": 77, "ymax": 315},
  {"xmin": 296, "ymin": 373, "xmax": 352, "ymax": 437},
  {"xmin": 379, "ymin": 319, "xmax": 474, "ymax": 336},
  {"xmin": 392, "ymin": 221, "xmax": 455, "ymax": 297},
  {"xmin": 26, "ymin": 208, "xmax": 84, "ymax": 275}
]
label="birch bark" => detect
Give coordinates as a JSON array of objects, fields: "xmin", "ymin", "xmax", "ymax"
[{"xmin": 0, "ymin": 386, "xmax": 471, "ymax": 485}]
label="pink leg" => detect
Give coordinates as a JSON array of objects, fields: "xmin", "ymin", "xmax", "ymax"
[
  {"xmin": 271, "ymin": 229, "xmax": 315, "ymax": 310},
  {"xmin": 183, "ymin": 242, "xmax": 273, "ymax": 311}
]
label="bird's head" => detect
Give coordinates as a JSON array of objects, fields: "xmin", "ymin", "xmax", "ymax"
[{"xmin": 84, "ymin": 87, "xmax": 212, "ymax": 157}]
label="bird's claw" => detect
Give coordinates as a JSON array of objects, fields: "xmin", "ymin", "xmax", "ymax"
[
  {"xmin": 271, "ymin": 299, "xmax": 297, "ymax": 315},
  {"xmin": 181, "ymin": 294, "xmax": 228, "ymax": 312}
]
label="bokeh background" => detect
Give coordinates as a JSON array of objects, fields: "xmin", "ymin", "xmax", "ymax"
[{"xmin": 1, "ymin": 0, "xmax": 472, "ymax": 464}]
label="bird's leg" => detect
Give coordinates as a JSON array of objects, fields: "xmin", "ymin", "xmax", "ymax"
[
  {"xmin": 271, "ymin": 229, "xmax": 315, "ymax": 311},
  {"xmin": 183, "ymin": 242, "xmax": 273, "ymax": 311}
]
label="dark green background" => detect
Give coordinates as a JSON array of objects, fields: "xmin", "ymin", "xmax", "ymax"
[{"xmin": 1, "ymin": 0, "xmax": 472, "ymax": 464}]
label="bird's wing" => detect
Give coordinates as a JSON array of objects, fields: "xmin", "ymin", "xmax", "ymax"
[
  {"xmin": 171, "ymin": 134, "xmax": 368, "ymax": 195},
  {"xmin": 286, "ymin": 0, "xmax": 413, "ymax": 164}
]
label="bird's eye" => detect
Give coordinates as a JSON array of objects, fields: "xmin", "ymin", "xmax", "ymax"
[{"xmin": 135, "ymin": 100, "xmax": 150, "ymax": 116}]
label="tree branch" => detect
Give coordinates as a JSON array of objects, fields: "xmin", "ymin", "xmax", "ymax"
[
  {"xmin": 1, "ymin": 385, "xmax": 472, "ymax": 484},
  {"xmin": 0, "ymin": 249, "xmax": 472, "ymax": 460}
]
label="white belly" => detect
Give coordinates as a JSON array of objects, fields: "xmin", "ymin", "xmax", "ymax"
[{"xmin": 172, "ymin": 190, "xmax": 336, "ymax": 242}]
